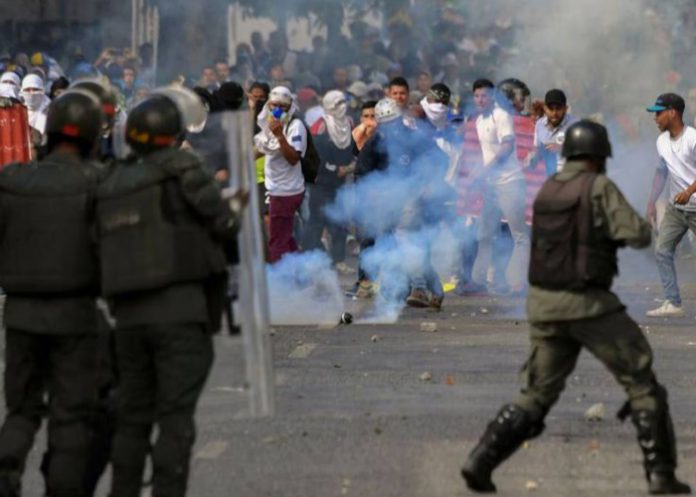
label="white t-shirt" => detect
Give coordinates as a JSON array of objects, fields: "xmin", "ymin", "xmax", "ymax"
[
  {"xmin": 656, "ymin": 126, "xmax": 696, "ymax": 211},
  {"xmin": 264, "ymin": 118, "xmax": 307, "ymax": 196},
  {"xmin": 476, "ymin": 105, "xmax": 524, "ymax": 185}
]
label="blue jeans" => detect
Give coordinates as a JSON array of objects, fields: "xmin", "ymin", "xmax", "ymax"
[
  {"xmin": 655, "ymin": 204, "xmax": 696, "ymax": 306},
  {"xmin": 472, "ymin": 179, "xmax": 530, "ymax": 289}
]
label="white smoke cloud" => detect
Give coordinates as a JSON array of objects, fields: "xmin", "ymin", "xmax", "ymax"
[{"xmin": 266, "ymin": 250, "xmax": 344, "ymax": 325}]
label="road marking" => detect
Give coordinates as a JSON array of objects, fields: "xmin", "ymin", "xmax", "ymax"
[
  {"xmin": 289, "ymin": 343, "xmax": 317, "ymax": 358},
  {"xmin": 195, "ymin": 441, "xmax": 228, "ymax": 460},
  {"xmin": 211, "ymin": 386, "xmax": 246, "ymax": 393}
]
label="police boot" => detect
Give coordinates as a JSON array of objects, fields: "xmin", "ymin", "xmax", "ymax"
[
  {"xmin": 631, "ymin": 409, "xmax": 691, "ymax": 495},
  {"xmin": 461, "ymin": 404, "xmax": 544, "ymax": 493}
]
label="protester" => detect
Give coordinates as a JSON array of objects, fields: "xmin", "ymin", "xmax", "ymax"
[
  {"xmin": 20, "ymin": 73, "xmax": 50, "ymax": 137},
  {"xmin": 527, "ymin": 89, "xmax": 578, "ymax": 175},
  {"xmin": 352, "ymin": 100, "xmax": 378, "ymax": 152},
  {"xmin": 468, "ymin": 78, "xmax": 529, "ymax": 294},
  {"xmin": 405, "ymin": 83, "xmax": 459, "ymax": 308},
  {"xmin": 645, "ymin": 93, "xmax": 696, "ymax": 317},
  {"xmin": 303, "ymin": 90, "xmax": 355, "ymax": 273},
  {"xmin": 254, "ymin": 86, "xmax": 307, "ymax": 263}
]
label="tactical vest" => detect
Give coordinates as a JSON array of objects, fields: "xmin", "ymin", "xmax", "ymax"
[
  {"xmin": 0, "ymin": 160, "xmax": 99, "ymax": 294},
  {"xmin": 96, "ymin": 155, "xmax": 226, "ymax": 297},
  {"xmin": 529, "ymin": 171, "xmax": 618, "ymax": 290}
]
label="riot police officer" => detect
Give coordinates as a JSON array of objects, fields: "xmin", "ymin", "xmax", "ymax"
[
  {"xmin": 67, "ymin": 78, "xmax": 124, "ymax": 496},
  {"xmin": 0, "ymin": 89, "xmax": 104, "ymax": 497},
  {"xmin": 70, "ymin": 78, "xmax": 124, "ymax": 161},
  {"xmin": 95, "ymin": 88, "xmax": 240, "ymax": 497},
  {"xmin": 461, "ymin": 121, "xmax": 691, "ymax": 495}
]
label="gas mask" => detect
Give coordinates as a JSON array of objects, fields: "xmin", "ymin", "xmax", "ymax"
[{"xmin": 269, "ymin": 105, "xmax": 290, "ymax": 123}]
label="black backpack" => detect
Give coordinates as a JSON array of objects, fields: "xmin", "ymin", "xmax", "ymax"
[{"xmin": 293, "ymin": 119, "xmax": 320, "ymax": 183}]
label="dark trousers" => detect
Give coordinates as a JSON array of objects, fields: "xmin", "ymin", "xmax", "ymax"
[
  {"xmin": 110, "ymin": 324, "xmax": 213, "ymax": 497},
  {"xmin": 0, "ymin": 329, "xmax": 98, "ymax": 497},
  {"xmin": 268, "ymin": 192, "xmax": 304, "ymax": 264},
  {"xmin": 302, "ymin": 186, "xmax": 347, "ymax": 264},
  {"xmin": 357, "ymin": 236, "xmax": 375, "ymax": 282},
  {"xmin": 516, "ymin": 310, "xmax": 660, "ymax": 418}
]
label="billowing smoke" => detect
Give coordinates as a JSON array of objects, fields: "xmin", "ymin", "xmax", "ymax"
[
  {"xmin": 266, "ymin": 250, "xmax": 344, "ymax": 325},
  {"xmin": 476, "ymin": 0, "xmax": 682, "ymax": 284},
  {"xmin": 327, "ymin": 133, "xmax": 459, "ymax": 320}
]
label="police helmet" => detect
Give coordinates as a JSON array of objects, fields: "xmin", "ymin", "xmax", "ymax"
[
  {"xmin": 70, "ymin": 78, "xmax": 118, "ymax": 123},
  {"xmin": 374, "ymin": 98, "xmax": 402, "ymax": 124},
  {"xmin": 126, "ymin": 95, "xmax": 183, "ymax": 155},
  {"xmin": 562, "ymin": 120, "xmax": 613, "ymax": 159},
  {"xmin": 45, "ymin": 89, "xmax": 105, "ymax": 155}
]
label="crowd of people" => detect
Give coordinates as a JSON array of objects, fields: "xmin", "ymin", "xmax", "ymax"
[
  {"xmin": 2, "ymin": 4, "xmax": 696, "ymax": 495},
  {"xmin": 2, "ymin": 19, "xmax": 696, "ymax": 315}
]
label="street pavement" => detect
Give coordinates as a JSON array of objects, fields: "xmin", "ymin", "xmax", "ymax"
[{"xmin": 9, "ymin": 262, "xmax": 696, "ymax": 497}]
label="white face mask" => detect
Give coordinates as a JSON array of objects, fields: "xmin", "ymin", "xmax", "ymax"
[
  {"xmin": 332, "ymin": 100, "xmax": 348, "ymax": 119},
  {"xmin": 420, "ymin": 96, "xmax": 448, "ymax": 127},
  {"xmin": 21, "ymin": 91, "xmax": 44, "ymax": 110}
]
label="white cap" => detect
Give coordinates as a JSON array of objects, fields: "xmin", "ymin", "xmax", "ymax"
[
  {"xmin": 374, "ymin": 98, "xmax": 402, "ymax": 124},
  {"xmin": 0, "ymin": 71, "xmax": 20, "ymax": 87},
  {"xmin": 21, "ymin": 73, "xmax": 45, "ymax": 92},
  {"xmin": 269, "ymin": 86, "xmax": 293, "ymax": 105}
]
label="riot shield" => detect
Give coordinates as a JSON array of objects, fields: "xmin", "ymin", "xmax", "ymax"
[
  {"xmin": 223, "ymin": 110, "xmax": 275, "ymax": 417},
  {"xmin": 152, "ymin": 86, "xmax": 206, "ymax": 132},
  {"xmin": 0, "ymin": 98, "xmax": 31, "ymax": 166}
]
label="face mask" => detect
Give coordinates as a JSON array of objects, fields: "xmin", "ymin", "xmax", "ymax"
[
  {"xmin": 269, "ymin": 106, "xmax": 289, "ymax": 123},
  {"xmin": 421, "ymin": 96, "xmax": 448, "ymax": 127},
  {"xmin": 332, "ymin": 101, "xmax": 347, "ymax": 119},
  {"xmin": 21, "ymin": 91, "xmax": 44, "ymax": 110}
]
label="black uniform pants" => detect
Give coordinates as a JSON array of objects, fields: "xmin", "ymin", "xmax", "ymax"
[
  {"xmin": 0, "ymin": 329, "xmax": 98, "ymax": 497},
  {"xmin": 110, "ymin": 323, "xmax": 213, "ymax": 497},
  {"xmin": 302, "ymin": 186, "xmax": 347, "ymax": 263}
]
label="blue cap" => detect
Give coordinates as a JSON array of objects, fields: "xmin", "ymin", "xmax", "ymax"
[{"xmin": 646, "ymin": 93, "xmax": 685, "ymax": 114}]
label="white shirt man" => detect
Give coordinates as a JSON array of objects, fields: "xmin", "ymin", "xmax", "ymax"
[
  {"xmin": 264, "ymin": 118, "xmax": 307, "ymax": 196},
  {"xmin": 645, "ymin": 93, "xmax": 696, "ymax": 317},
  {"xmin": 656, "ymin": 127, "xmax": 696, "ymax": 212},
  {"xmin": 476, "ymin": 105, "xmax": 524, "ymax": 185},
  {"xmin": 254, "ymin": 86, "xmax": 307, "ymax": 263}
]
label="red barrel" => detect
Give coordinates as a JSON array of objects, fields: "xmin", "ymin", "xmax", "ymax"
[{"xmin": 0, "ymin": 99, "xmax": 32, "ymax": 167}]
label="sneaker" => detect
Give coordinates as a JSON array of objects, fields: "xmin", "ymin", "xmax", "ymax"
[
  {"xmin": 355, "ymin": 281, "xmax": 377, "ymax": 299},
  {"xmin": 335, "ymin": 262, "xmax": 356, "ymax": 275},
  {"xmin": 406, "ymin": 288, "xmax": 430, "ymax": 308},
  {"xmin": 453, "ymin": 281, "xmax": 488, "ymax": 296},
  {"xmin": 646, "ymin": 301, "xmax": 685, "ymax": 317},
  {"xmin": 429, "ymin": 294, "xmax": 444, "ymax": 310}
]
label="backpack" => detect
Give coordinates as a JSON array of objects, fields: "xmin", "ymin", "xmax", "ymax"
[{"xmin": 293, "ymin": 119, "xmax": 320, "ymax": 183}]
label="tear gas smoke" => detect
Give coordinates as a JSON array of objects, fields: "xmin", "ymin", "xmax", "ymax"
[
  {"xmin": 460, "ymin": 0, "xmax": 689, "ymax": 287},
  {"xmin": 327, "ymin": 131, "xmax": 461, "ymax": 319},
  {"xmin": 266, "ymin": 250, "xmax": 344, "ymax": 326}
]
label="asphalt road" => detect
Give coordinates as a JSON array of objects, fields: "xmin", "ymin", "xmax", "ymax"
[{"xmin": 10, "ymin": 270, "xmax": 696, "ymax": 496}]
